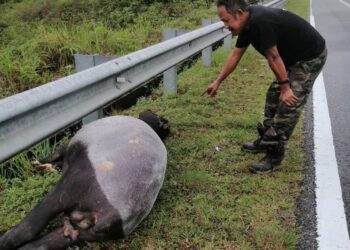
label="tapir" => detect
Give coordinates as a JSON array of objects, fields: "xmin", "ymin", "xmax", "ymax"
[{"xmin": 0, "ymin": 111, "xmax": 170, "ymax": 250}]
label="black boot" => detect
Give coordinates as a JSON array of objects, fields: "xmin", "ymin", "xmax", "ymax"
[
  {"xmin": 241, "ymin": 123, "xmax": 267, "ymax": 154},
  {"xmin": 249, "ymin": 143, "xmax": 285, "ymax": 174}
]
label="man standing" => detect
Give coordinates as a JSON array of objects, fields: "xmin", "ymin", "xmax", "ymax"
[{"xmin": 202, "ymin": 0, "xmax": 327, "ymax": 173}]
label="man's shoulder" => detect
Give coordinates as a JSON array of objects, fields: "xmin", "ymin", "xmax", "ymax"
[
  {"xmin": 249, "ymin": 5, "xmax": 290, "ymax": 23},
  {"xmin": 249, "ymin": 5, "xmax": 275, "ymax": 16}
]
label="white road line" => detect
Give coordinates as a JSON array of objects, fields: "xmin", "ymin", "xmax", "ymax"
[
  {"xmin": 311, "ymin": 2, "xmax": 350, "ymax": 248},
  {"xmin": 313, "ymin": 73, "xmax": 350, "ymax": 249},
  {"xmin": 339, "ymin": 0, "xmax": 350, "ymax": 8}
]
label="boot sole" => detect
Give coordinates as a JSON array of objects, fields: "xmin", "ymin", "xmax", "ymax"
[
  {"xmin": 249, "ymin": 162, "xmax": 282, "ymax": 174},
  {"xmin": 249, "ymin": 167, "xmax": 273, "ymax": 174},
  {"xmin": 260, "ymin": 140, "xmax": 279, "ymax": 146},
  {"xmin": 241, "ymin": 147, "xmax": 267, "ymax": 154},
  {"xmin": 260, "ymin": 140, "xmax": 288, "ymax": 146}
]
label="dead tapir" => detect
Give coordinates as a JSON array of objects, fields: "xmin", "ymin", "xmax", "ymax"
[{"xmin": 0, "ymin": 111, "xmax": 170, "ymax": 250}]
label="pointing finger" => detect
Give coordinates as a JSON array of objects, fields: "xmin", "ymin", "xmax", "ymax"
[{"xmin": 201, "ymin": 89, "xmax": 208, "ymax": 96}]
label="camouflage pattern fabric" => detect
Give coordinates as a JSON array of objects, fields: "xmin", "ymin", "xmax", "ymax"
[{"xmin": 263, "ymin": 48, "xmax": 327, "ymax": 140}]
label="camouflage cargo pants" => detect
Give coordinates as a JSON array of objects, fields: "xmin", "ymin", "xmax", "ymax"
[{"xmin": 263, "ymin": 48, "xmax": 327, "ymax": 140}]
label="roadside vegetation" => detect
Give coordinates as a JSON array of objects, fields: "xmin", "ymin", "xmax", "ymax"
[
  {"xmin": 0, "ymin": 0, "xmax": 310, "ymax": 249},
  {"xmin": 0, "ymin": 0, "xmax": 218, "ymax": 97}
]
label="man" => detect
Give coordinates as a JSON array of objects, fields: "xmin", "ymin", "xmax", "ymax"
[{"xmin": 202, "ymin": 0, "xmax": 327, "ymax": 173}]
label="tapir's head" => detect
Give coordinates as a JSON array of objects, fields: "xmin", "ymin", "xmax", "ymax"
[{"xmin": 139, "ymin": 110, "xmax": 170, "ymax": 140}]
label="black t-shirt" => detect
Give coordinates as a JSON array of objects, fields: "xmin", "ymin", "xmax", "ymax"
[{"xmin": 236, "ymin": 5, "xmax": 326, "ymax": 67}]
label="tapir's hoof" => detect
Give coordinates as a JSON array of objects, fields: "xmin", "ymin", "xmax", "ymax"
[
  {"xmin": 63, "ymin": 217, "xmax": 79, "ymax": 241},
  {"xmin": 70, "ymin": 211, "xmax": 97, "ymax": 230},
  {"xmin": 32, "ymin": 160, "xmax": 57, "ymax": 174}
]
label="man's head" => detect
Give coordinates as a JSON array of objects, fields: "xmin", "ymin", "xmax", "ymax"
[{"xmin": 217, "ymin": 0, "xmax": 250, "ymax": 35}]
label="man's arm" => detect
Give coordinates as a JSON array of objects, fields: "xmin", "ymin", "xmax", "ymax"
[
  {"xmin": 265, "ymin": 46, "xmax": 298, "ymax": 106},
  {"xmin": 202, "ymin": 46, "xmax": 247, "ymax": 97}
]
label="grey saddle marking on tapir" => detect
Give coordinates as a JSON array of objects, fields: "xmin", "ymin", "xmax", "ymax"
[{"xmin": 0, "ymin": 112, "xmax": 169, "ymax": 250}]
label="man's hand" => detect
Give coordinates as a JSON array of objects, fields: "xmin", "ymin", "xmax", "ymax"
[
  {"xmin": 201, "ymin": 81, "xmax": 220, "ymax": 97},
  {"xmin": 279, "ymin": 84, "xmax": 298, "ymax": 106},
  {"xmin": 265, "ymin": 46, "xmax": 298, "ymax": 106}
]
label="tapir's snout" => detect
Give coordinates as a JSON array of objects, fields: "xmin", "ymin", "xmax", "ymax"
[{"xmin": 138, "ymin": 110, "xmax": 170, "ymax": 140}]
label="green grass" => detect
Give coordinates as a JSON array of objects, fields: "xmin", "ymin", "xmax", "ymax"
[
  {"xmin": 0, "ymin": 0, "xmax": 310, "ymax": 249},
  {"xmin": 0, "ymin": 0, "xmax": 218, "ymax": 97},
  {"xmin": 284, "ymin": 0, "xmax": 310, "ymax": 20}
]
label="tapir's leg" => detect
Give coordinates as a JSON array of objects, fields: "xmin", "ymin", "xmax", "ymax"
[
  {"xmin": 17, "ymin": 228, "xmax": 72, "ymax": 250},
  {"xmin": 17, "ymin": 209, "xmax": 125, "ymax": 250},
  {"xmin": 0, "ymin": 176, "xmax": 72, "ymax": 250},
  {"xmin": 92, "ymin": 210, "xmax": 124, "ymax": 235},
  {"xmin": 17, "ymin": 227, "xmax": 112, "ymax": 250},
  {"xmin": 0, "ymin": 141, "xmax": 122, "ymax": 250},
  {"xmin": 37, "ymin": 144, "xmax": 68, "ymax": 170}
]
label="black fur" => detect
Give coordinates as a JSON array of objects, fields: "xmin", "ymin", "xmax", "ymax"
[
  {"xmin": 0, "ymin": 142, "xmax": 124, "ymax": 250},
  {"xmin": 139, "ymin": 110, "xmax": 170, "ymax": 140}
]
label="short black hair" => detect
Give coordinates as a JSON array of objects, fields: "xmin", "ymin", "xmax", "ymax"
[{"xmin": 217, "ymin": 0, "xmax": 249, "ymax": 15}]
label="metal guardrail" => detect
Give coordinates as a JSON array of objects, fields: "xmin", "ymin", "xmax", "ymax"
[
  {"xmin": 0, "ymin": 23, "xmax": 231, "ymax": 163},
  {"xmin": 264, "ymin": 0, "xmax": 287, "ymax": 8},
  {"xmin": 0, "ymin": 0, "xmax": 283, "ymax": 163}
]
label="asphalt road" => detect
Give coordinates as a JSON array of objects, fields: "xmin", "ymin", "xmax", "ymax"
[{"xmin": 313, "ymin": 0, "xmax": 350, "ymax": 232}]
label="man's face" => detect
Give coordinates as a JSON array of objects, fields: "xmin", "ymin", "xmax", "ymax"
[{"xmin": 218, "ymin": 5, "xmax": 246, "ymax": 35}]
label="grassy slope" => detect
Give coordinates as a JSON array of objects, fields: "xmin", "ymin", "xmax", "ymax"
[
  {"xmin": 0, "ymin": 0, "xmax": 217, "ymax": 97},
  {"xmin": 0, "ymin": 0, "xmax": 310, "ymax": 249}
]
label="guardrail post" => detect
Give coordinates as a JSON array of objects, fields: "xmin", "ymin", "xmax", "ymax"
[
  {"xmin": 202, "ymin": 19, "xmax": 232, "ymax": 51},
  {"xmin": 223, "ymin": 32, "xmax": 232, "ymax": 50},
  {"xmin": 162, "ymin": 29, "xmax": 177, "ymax": 95},
  {"xmin": 202, "ymin": 19, "xmax": 213, "ymax": 66},
  {"xmin": 74, "ymin": 54, "xmax": 116, "ymax": 125},
  {"xmin": 162, "ymin": 29, "xmax": 189, "ymax": 95}
]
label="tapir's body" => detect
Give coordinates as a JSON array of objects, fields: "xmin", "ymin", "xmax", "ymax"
[
  {"xmin": 71, "ymin": 116, "xmax": 167, "ymax": 235},
  {"xmin": 0, "ymin": 113, "xmax": 168, "ymax": 250}
]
